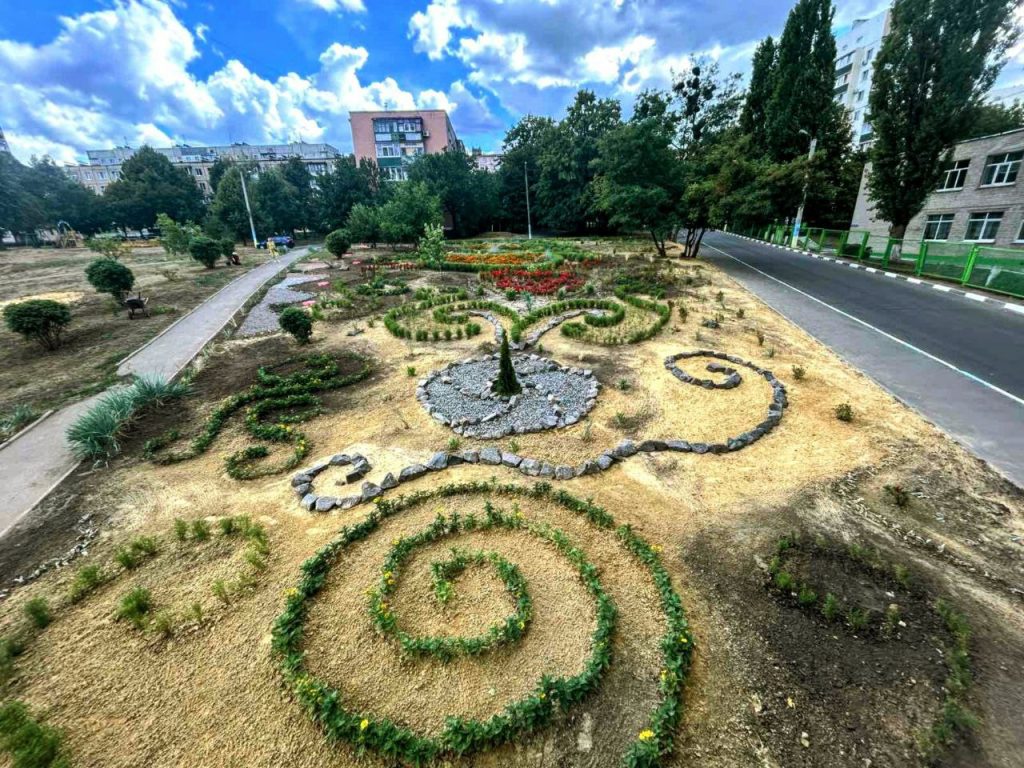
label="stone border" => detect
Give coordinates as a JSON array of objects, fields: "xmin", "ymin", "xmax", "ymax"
[{"xmin": 292, "ymin": 351, "xmax": 787, "ymax": 513}]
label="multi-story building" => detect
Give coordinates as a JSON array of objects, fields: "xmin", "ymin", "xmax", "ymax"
[
  {"xmin": 349, "ymin": 110, "xmax": 462, "ymax": 181},
  {"xmin": 64, "ymin": 141, "xmax": 340, "ymax": 196},
  {"xmin": 471, "ymin": 148, "xmax": 503, "ymax": 173},
  {"xmin": 833, "ymin": 9, "xmax": 890, "ymax": 149},
  {"xmin": 850, "ymin": 126, "xmax": 1024, "ymax": 248}
]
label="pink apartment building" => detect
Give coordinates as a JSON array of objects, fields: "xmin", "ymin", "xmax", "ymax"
[{"xmin": 349, "ymin": 110, "xmax": 462, "ymax": 181}]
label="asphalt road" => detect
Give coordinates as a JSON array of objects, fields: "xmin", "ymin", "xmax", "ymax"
[{"xmin": 701, "ymin": 231, "xmax": 1024, "ymax": 487}]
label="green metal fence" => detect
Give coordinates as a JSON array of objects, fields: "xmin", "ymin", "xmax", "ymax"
[{"xmin": 738, "ymin": 224, "xmax": 1024, "ymax": 299}]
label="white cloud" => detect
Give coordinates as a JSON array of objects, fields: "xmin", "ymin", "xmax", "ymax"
[
  {"xmin": 295, "ymin": 0, "xmax": 367, "ymax": 14},
  {"xmin": 0, "ymin": 0, "xmax": 472, "ymax": 162},
  {"xmin": 194, "ymin": 23, "xmax": 209, "ymax": 42},
  {"xmin": 408, "ymin": 0, "xmax": 465, "ymax": 60}
]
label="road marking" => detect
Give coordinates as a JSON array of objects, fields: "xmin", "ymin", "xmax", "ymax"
[
  {"xmin": 885, "ymin": 272, "xmax": 898, "ymax": 278},
  {"xmin": 933, "ymin": 285, "xmax": 952, "ymax": 292},
  {"xmin": 907, "ymin": 277, "xmax": 922, "ymax": 284},
  {"xmin": 964, "ymin": 292, "xmax": 987, "ymax": 302},
  {"xmin": 865, "ymin": 267, "xmax": 877, "ymax": 273},
  {"xmin": 1005, "ymin": 303, "xmax": 1024, "ymax": 315},
  {"xmin": 703, "ymin": 240, "xmax": 1024, "ymax": 409}
]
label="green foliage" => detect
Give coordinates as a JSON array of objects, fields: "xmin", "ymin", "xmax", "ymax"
[
  {"xmin": 146, "ymin": 353, "xmax": 371, "ymax": 480},
  {"xmin": 791, "ymin": 365, "xmax": 806, "ymax": 380},
  {"xmin": 379, "ymin": 182, "xmax": 444, "ymax": 246},
  {"xmin": 416, "ymin": 222, "xmax": 446, "ymax": 264},
  {"xmin": 868, "ymin": 0, "xmax": 1019, "ymax": 234},
  {"xmin": 116, "ymin": 587, "xmax": 153, "ymax": 629},
  {"xmin": 173, "ymin": 518, "xmax": 189, "ymax": 541},
  {"xmin": 317, "ymin": 156, "xmax": 378, "ymax": 233},
  {"xmin": 492, "ymin": 335, "xmax": 521, "ymax": 397},
  {"xmin": 278, "ymin": 307, "xmax": 313, "ymax": 344},
  {"xmin": 67, "ymin": 375, "xmax": 189, "ymax": 460},
  {"xmin": 208, "ymin": 163, "xmax": 268, "ymax": 244},
  {"xmin": 821, "ymin": 592, "xmax": 840, "ymax": 621},
  {"xmin": 189, "ymin": 235, "xmax": 222, "ymax": 269},
  {"xmin": 884, "ymin": 484, "xmax": 911, "ymax": 508},
  {"xmin": 1, "ymin": 153, "xmax": 108, "ymax": 237},
  {"xmin": 102, "ymin": 146, "xmax": 204, "ymax": 231},
  {"xmin": 253, "ymin": 168, "xmax": 303, "ymax": 235},
  {"xmin": 740, "ymin": 37, "xmax": 777, "ymax": 147},
  {"xmin": 3, "ymin": 300, "xmax": 71, "ymax": 351},
  {"xmin": 835, "ymin": 403, "xmax": 853, "ymax": 422},
  {"xmin": 23, "ymin": 598, "xmax": 51, "ymax": 630},
  {"xmin": 219, "ymin": 238, "xmax": 235, "ymax": 261},
  {"xmin": 156, "ymin": 213, "xmax": 200, "ymax": 256},
  {"xmin": 85, "ymin": 258, "xmax": 135, "ymax": 301},
  {"xmin": 84, "ymin": 236, "xmax": 130, "ymax": 261},
  {"xmin": 0, "ymin": 700, "xmax": 69, "ymax": 768},
  {"xmin": 0, "ymin": 405, "xmax": 38, "ymax": 440},
  {"xmin": 191, "ymin": 519, "xmax": 211, "ymax": 541},
  {"xmin": 324, "ymin": 229, "xmax": 351, "ymax": 259},
  {"xmin": 343, "ymin": 203, "xmax": 383, "ymax": 247},
  {"xmin": 69, "ymin": 565, "xmax": 106, "ymax": 603}
]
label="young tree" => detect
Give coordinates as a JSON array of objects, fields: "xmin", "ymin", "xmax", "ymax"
[
  {"xmin": 765, "ymin": 0, "xmax": 841, "ymax": 162},
  {"xmin": 379, "ymin": 183, "xmax": 443, "ymax": 247},
  {"xmin": 3, "ymin": 300, "xmax": 72, "ymax": 351},
  {"xmin": 324, "ymin": 229, "xmax": 351, "ymax": 259},
  {"xmin": 103, "ymin": 146, "xmax": 204, "ymax": 230},
  {"xmin": 493, "ymin": 334, "xmax": 521, "ymax": 397},
  {"xmin": 279, "ymin": 307, "xmax": 313, "ymax": 344},
  {"xmin": 740, "ymin": 37, "xmax": 777, "ymax": 150},
  {"xmin": 189, "ymin": 236, "xmax": 222, "ymax": 269},
  {"xmin": 868, "ymin": 0, "xmax": 1019, "ymax": 237},
  {"xmin": 156, "ymin": 213, "xmax": 199, "ymax": 256},
  {"xmin": 85, "ymin": 259, "xmax": 135, "ymax": 301},
  {"xmin": 344, "ymin": 203, "xmax": 383, "ymax": 247}
]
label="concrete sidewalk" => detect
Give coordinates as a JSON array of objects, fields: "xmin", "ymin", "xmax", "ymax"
[{"xmin": 0, "ymin": 247, "xmax": 309, "ymax": 538}]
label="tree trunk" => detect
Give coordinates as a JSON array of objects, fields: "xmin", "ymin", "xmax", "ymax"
[{"xmin": 888, "ymin": 221, "xmax": 908, "ymax": 239}]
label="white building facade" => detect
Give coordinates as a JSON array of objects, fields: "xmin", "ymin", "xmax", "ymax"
[{"xmin": 833, "ymin": 9, "xmax": 890, "ymax": 149}]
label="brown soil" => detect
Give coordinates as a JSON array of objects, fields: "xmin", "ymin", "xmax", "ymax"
[
  {"xmin": 0, "ymin": 243, "xmax": 1022, "ymax": 768},
  {"xmin": 0, "ymin": 244, "xmax": 272, "ymax": 414}
]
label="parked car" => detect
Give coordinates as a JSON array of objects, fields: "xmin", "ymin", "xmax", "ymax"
[{"xmin": 257, "ymin": 235, "xmax": 295, "ymax": 249}]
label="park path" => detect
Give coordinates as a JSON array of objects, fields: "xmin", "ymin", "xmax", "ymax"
[{"xmin": 0, "ymin": 247, "xmax": 309, "ymax": 539}]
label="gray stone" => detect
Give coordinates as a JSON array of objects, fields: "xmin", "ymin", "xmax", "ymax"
[
  {"xmin": 612, "ymin": 440, "xmax": 638, "ymax": 458},
  {"xmin": 577, "ymin": 460, "xmax": 598, "ymax": 476},
  {"xmin": 399, "ymin": 464, "xmax": 428, "ymax": 481},
  {"xmin": 555, "ymin": 465, "xmax": 575, "ymax": 480},
  {"xmin": 305, "ymin": 460, "xmax": 330, "ymax": 476},
  {"xmin": 427, "ymin": 452, "xmax": 449, "ymax": 470},
  {"xmin": 501, "ymin": 452, "xmax": 523, "ymax": 467},
  {"xmin": 596, "ymin": 454, "xmax": 614, "ymax": 470},
  {"xmin": 691, "ymin": 443, "xmax": 709, "ymax": 454},
  {"xmin": 329, "ymin": 454, "xmax": 351, "ymax": 466},
  {"xmin": 538, "ymin": 463, "xmax": 556, "ymax": 478},
  {"xmin": 665, "ymin": 440, "xmax": 691, "ymax": 452},
  {"xmin": 380, "ymin": 473, "xmax": 398, "ymax": 490},
  {"xmin": 301, "ymin": 493, "xmax": 318, "ymax": 511},
  {"xmin": 315, "ymin": 497, "xmax": 337, "ymax": 513},
  {"xmin": 345, "ymin": 466, "xmax": 368, "ymax": 483},
  {"xmin": 461, "ymin": 450, "xmax": 480, "ymax": 464},
  {"xmin": 479, "ymin": 447, "xmax": 503, "ymax": 465},
  {"xmin": 360, "ymin": 483, "xmax": 382, "ymax": 501},
  {"xmin": 294, "ymin": 483, "xmax": 311, "ymax": 496},
  {"xmin": 519, "ymin": 458, "xmax": 541, "ymax": 476},
  {"xmin": 339, "ymin": 496, "xmax": 361, "ymax": 510},
  {"xmin": 638, "ymin": 440, "xmax": 667, "ymax": 452},
  {"xmin": 291, "ymin": 473, "xmax": 312, "ymax": 487}
]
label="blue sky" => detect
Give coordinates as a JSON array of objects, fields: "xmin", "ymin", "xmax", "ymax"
[{"xmin": 0, "ymin": 0, "xmax": 1021, "ymax": 164}]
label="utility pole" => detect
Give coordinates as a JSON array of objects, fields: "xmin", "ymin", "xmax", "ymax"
[
  {"xmin": 238, "ymin": 166, "xmax": 259, "ymax": 247},
  {"xmin": 791, "ymin": 134, "xmax": 817, "ymax": 247},
  {"xmin": 523, "ymin": 161, "xmax": 533, "ymax": 240}
]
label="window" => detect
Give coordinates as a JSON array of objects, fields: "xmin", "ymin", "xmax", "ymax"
[
  {"xmin": 856, "ymin": 90, "xmax": 865, "ymax": 102},
  {"xmin": 923, "ymin": 214, "xmax": 954, "ymax": 241},
  {"xmin": 194, "ymin": 167, "xmax": 204, "ymax": 176},
  {"xmin": 84, "ymin": 171, "xmax": 93, "ymax": 180},
  {"xmin": 860, "ymin": 69, "xmax": 870, "ymax": 82},
  {"xmin": 199, "ymin": 182, "xmax": 208, "ymax": 191},
  {"xmin": 937, "ymin": 159, "xmax": 969, "ymax": 191},
  {"xmin": 376, "ymin": 144, "xmax": 400, "ymax": 158},
  {"xmin": 964, "ymin": 211, "xmax": 1003, "ymax": 242},
  {"xmin": 980, "ymin": 151, "xmax": 1021, "ymax": 186},
  {"xmin": 1017, "ymin": 220, "xmax": 1024, "ymax": 243},
  {"xmin": 865, "ymin": 47, "xmax": 874, "ymax": 60}
]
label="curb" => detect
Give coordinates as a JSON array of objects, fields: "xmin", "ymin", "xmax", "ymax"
[
  {"xmin": 0, "ymin": 410, "xmax": 54, "ymax": 455},
  {"xmin": 727, "ymin": 233, "xmax": 1024, "ymax": 318}
]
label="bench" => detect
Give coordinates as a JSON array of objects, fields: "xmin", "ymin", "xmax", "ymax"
[{"xmin": 124, "ymin": 294, "xmax": 149, "ymax": 319}]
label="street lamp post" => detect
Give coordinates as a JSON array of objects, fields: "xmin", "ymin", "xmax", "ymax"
[
  {"xmin": 523, "ymin": 161, "xmax": 533, "ymax": 240},
  {"xmin": 791, "ymin": 133, "xmax": 818, "ymax": 248},
  {"xmin": 238, "ymin": 166, "xmax": 259, "ymax": 248}
]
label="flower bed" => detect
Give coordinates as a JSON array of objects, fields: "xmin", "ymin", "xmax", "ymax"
[
  {"xmin": 489, "ymin": 268, "xmax": 586, "ymax": 295},
  {"xmin": 446, "ymin": 252, "xmax": 540, "ymax": 266}
]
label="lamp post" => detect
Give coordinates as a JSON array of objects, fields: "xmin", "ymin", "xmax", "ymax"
[
  {"xmin": 791, "ymin": 131, "xmax": 818, "ymax": 248},
  {"xmin": 238, "ymin": 166, "xmax": 259, "ymax": 248},
  {"xmin": 523, "ymin": 161, "xmax": 533, "ymax": 240}
]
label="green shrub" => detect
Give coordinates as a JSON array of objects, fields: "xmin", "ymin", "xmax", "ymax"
[
  {"xmin": 173, "ymin": 518, "xmax": 189, "ymax": 541},
  {"xmin": 219, "ymin": 238, "xmax": 235, "ymax": 261},
  {"xmin": 191, "ymin": 519, "xmax": 211, "ymax": 541},
  {"xmin": 279, "ymin": 307, "xmax": 313, "ymax": 344},
  {"xmin": 85, "ymin": 258, "xmax": 135, "ymax": 301},
  {"xmin": 85, "ymin": 235, "xmax": 129, "ymax": 260},
  {"xmin": 69, "ymin": 565, "xmax": 105, "ymax": 603},
  {"xmin": 792, "ymin": 365, "xmax": 806, "ymax": 380},
  {"xmin": 3, "ymin": 300, "xmax": 71, "ymax": 351},
  {"xmin": 416, "ymin": 222, "xmax": 446, "ymax": 263},
  {"xmin": 835, "ymin": 403, "xmax": 854, "ymax": 422},
  {"xmin": 151, "ymin": 611, "xmax": 175, "ymax": 638},
  {"xmin": 116, "ymin": 587, "xmax": 153, "ymax": 629},
  {"xmin": 822, "ymin": 593, "xmax": 840, "ymax": 621},
  {"xmin": 0, "ymin": 405, "xmax": 38, "ymax": 440},
  {"xmin": 0, "ymin": 700, "xmax": 68, "ymax": 768},
  {"xmin": 324, "ymin": 229, "xmax": 351, "ymax": 259},
  {"xmin": 23, "ymin": 598, "xmax": 51, "ymax": 629},
  {"xmin": 492, "ymin": 335, "xmax": 521, "ymax": 397},
  {"xmin": 189, "ymin": 235, "xmax": 221, "ymax": 269}
]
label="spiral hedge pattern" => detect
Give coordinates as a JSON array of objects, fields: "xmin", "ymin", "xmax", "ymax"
[{"xmin": 272, "ymin": 480, "xmax": 693, "ymax": 767}]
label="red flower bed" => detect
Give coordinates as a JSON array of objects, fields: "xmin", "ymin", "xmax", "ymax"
[{"xmin": 489, "ymin": 268, "xmax": 585, "ymax": 295}]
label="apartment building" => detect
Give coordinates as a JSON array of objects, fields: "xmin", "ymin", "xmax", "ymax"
[
  {"xmin": 64, "ymin": 141, "xmax": 341, "ymax": 196},
  {"xmin": 349, "ymin": 110, "xmax": 462, "ymax": 181},
  {"xmin": 850, "ymin": 127, "xmax": 1024, "ymax": 248},
  {"xmin": 833, "ymin": 9, "xmax": 890, "ymax": 148},
  {"xmin": 471, "ymin": 148, "xmax": 503, "ymax": 173}
]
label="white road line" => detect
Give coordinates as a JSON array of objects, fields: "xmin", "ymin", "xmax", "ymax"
[
  {"xmin": 703, "ymin": 241, "xmax": 1024, "ymax": 409},
  {"xmin": 933, "ymin": 285, "xmax": 952, "ymax": 292},
  {"xmin": 907, "ymin": 277, "xmax": 923, "ymax": 284},
  {"xmin": 865, "ymin": 267, "xmax": 877, "ymax": 273},
  {"xmin": 1005, "ymin": 303, "xmax": 1024, "ymax": 315},
  {"xmin": 964, "ymin": 292, "xmax": 987, "ymax": 302}
]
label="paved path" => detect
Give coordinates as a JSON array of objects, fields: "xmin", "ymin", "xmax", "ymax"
[
  {"xmin": 0, "ymin": 248, "xmax": 308, "ymax": 538},
  {"xmin": 702, "ymin": 231, "xmax": 1024, "ymax": 487}
]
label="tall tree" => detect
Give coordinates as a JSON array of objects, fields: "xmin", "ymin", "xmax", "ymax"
[
  {"xmin": 254, "ymin": 168, "xmax": 301, "ymax": 235},
  {"xmin": 208, "ymin": 164, "xmax": 268, "ymax": 244},
  {"xmin": 407, "ymin": 149, "xmax": 496, "ymax": 236},
  {"xmin": 960, "ymin": 100, "xmax": 1024, "ymax": 140},
  {"xmin": 378, "ymin": 182, "xmax": 443, "ymax": 246},
  {"xmin": 740, "ymin": 37, "xmax": 777, "ymax": 150},
  {"xmin": 765, "ymin": 0, "xmax": 840, "ymax": 161},
  {"xmin": 315, "ymin": 155, "xmax": 374, "ymax": 232},
  {"xmin": 279, "ymin": 157, "xmax": 315, "ymax": 232},
  {"xmin": 535, "ymin": 91, "xmax": 621, "ymax": 232},
  {"xmin": 102, "ymin": 146, "xmax": 204, "ymax": 230},
  {"xmin": 497, "ymin": 115, "xmax": 556, "ymax": 233},
  {"xmin": 868, "ymin": 0, "xmax": 1020, "ymax": 237}
]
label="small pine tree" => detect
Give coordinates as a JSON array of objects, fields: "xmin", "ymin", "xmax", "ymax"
[{"xmin": 493, "ymin": 335, "xmax": 521, "ymax": 397}]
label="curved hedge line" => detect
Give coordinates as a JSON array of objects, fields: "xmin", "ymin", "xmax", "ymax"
[{"xmin": 272, "ymin": 479, "xmax": 694, "ymax": 767}]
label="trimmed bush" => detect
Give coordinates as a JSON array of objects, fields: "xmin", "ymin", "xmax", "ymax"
[
  {"xmin": 219, "ymin": 238, "xmax": 236, "ymax": 262},
  {"xmin": 493, "ymin": 335, "xmax": 521, "ymax": 396},
  {"xmin": 279, "ymin": 307, "xmax": 313, "ymax": 344},
  {"xmin": 324, "ymin": 229, "xmax": 351, "ymax": 259},
  {"xmin": 3, "ymin": 300, "xmax": 71, "ymax": 351},
  {"xmin": 85, "ymin": 258, "xmax": 135, "ymax": 301},
  {"xmin": 189, "ymin": 236, "xmax": 221, "ymax": 269}
]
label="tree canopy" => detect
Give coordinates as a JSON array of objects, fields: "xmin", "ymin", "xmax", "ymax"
[{"xmin": 102, "ymin": 146, "xmax": 204, "ymax": 230}]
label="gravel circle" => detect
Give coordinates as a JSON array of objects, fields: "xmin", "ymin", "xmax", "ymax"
[
  {"xmin": 236, "ymin": 273, "xmax": 326, "ymax": 338},
  {"xmin": 417, "ymin": 353, "xmax": 599, "ymax": 438}
]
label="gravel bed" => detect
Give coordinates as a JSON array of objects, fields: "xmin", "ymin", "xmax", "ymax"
[{"xmin": 236, "ymin": 273, "xmax": 327, "ymax": 337}]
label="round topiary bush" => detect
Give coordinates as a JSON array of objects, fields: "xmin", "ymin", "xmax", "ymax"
[
  {"xmin": 189, "ymin": 236, "xmax": 221, "ymax": 269},
  {"xmin": 324, "ymin": 229, "xmax": 351, "ymax": 260},
  {"xmin": 219, "ymin": 238, "xmax": 236, "ymax": 262},
  {"xmin": 3, "ymin": 299, "xmax": 72, "ymax": 351},
  {"xmin": 279, "ymin": 306, "xmax": 313, "ymax": 344},
  {"xmin": 85, "ymin": 258, "xmax": 135, "ymax": 301}
]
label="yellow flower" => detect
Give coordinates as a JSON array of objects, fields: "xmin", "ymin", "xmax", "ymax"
[
  {"xmin": 679, "ymin": 635, "xmax": 688, "ymax": 644},
  {"xmin": 538, "ymin": 692, "xmax": 546, "ymax": 700},
  {"xmin": 638, "ymin": 729, "xmax": 655, "ymax": 742},
  {"xmin": 360, "ymin": 719, "xmax": 369, "ymax": 731},
  {"xmin": 518, "ymin": 620, "xmax": 525, "ymax": 630},
  {"xmin": 651, "ymin": 545, "xmax": 662, "ymax": 553},
  {"xmin": 284, "ymin": 587, "xmax": 299, "ymax": 598}
]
